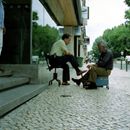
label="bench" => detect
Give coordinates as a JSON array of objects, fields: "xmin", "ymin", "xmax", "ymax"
[{"xmin": 96, "ymin": 76, "xmax": 109, "ymax": 89}]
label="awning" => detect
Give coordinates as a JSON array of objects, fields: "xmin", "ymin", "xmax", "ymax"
[{"xmin": 40, "ymin": 0, "xmax": 83, "ymax": 26}]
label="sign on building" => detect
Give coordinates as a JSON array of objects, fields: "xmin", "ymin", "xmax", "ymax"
[
  {"xmin": 84, "ymin": 37, "xmax": 90, "ymax": 44},
  {"xmin": 82, "ymin": 6, "xmax": 89, "ymax": 25},
  {"xmin": 74, "ymin": 26, "xmax": 81, "ymax": 36}
]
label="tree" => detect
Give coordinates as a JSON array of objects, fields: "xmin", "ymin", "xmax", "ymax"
[
  {"xmin": 32, "ymin": 11, "xmax": 60, "ymax": 57},
  {"xmin": 125, "ymin": 10, "xmax": 130, "ymax": 27},
  {"xmin": 92, "ymin": 24, "xmax": 130, "ymax": 58},
  {"xmin": 32, "ymin": 11, "xmax": 39, "ymax": 27},
  {"xmin": 33, "ymin": 11, "xmax": 39, "ymax": 21},
  {"xmin": 32, "ymin": 24, "xmax": 60, "ymax": 57},
  {"xmin": 91, "ymin": 0, "xmax": 130, "ymax": 58},
  {"xmin": 102, "ymin": 25, "xmax": 130, "ymax": 57},
  {"xmin": 92, "ymin": 37, "xmax": 105, "ymax": 60},
  {"xmin": 125, "ymin": 0, "xmax": 130, "ymax": 6}
]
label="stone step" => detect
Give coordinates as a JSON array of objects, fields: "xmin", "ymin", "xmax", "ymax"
[
  {"xmin": 0, "ymin": 84, "xmax": 48, "ymax": 117},
  {"xmin": 0, "ymin": 77, "xmax": 30, "ymax": 91},
  {"xmin": 0, "ymin": 70, "xmax": 13, "ymax": 77}
]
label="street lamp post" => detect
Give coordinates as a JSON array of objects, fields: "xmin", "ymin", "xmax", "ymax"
[{"xmin": 120, "ymin": 51, "xmax": 123, "ymax": 69}]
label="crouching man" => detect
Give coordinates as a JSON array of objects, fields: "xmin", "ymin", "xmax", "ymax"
[{"xmin": 72, "ymin": 40, "xmax": 113, "ymax": 89}]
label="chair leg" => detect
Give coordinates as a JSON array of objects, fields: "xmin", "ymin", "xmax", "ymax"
[
  {"xmin": 56, "ymin": 79, "xmax": 61, "ymax": 86},
  {"xmin": 49, "ymin": 80, "xmax": 53, "ymax": 85},
  {"xmin": 49, "ymin": 72, "xmax": 61, "ymax": 86},
  {"xmin": 106, "ymin": 85, "xmax": 109, "ymax": 89}
]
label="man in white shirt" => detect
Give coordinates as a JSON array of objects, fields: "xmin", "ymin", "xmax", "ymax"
[{"xmin": 50, "ymin": 33, "xmax": 86, "ymax": 85}]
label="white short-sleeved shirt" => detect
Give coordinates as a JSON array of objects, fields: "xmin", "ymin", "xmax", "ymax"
[{"xmin": 50, "ymin": 39, "xmax": 69, "ymax": 56}]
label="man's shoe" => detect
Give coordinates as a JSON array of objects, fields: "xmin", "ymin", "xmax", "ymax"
[
  {"xmin": 72, "ymin": 78, "xmax": 81, "ymax": 86},
  {"xmin": 77, "ymin": 70, "xmax": 87, "ymax": 76},
  {"xmin": 83, "ymin": 81, "xmax": 97, "ymax": 89},
  {"xmin": 62, "ymin": 82, "xmax": 70, "ymax": 85}
]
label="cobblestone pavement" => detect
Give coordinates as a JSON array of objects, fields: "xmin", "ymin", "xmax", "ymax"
[{"xmin": 1, "ymin": 66, "xmax": 130, "ymax": 130}]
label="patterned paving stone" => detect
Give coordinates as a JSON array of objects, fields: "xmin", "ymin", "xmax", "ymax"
[{"xmin": 1, "ymin": 66, "xmax": 130, "ymax": 130}]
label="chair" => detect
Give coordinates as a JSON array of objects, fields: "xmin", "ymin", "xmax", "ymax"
[
  {"xmin": 44, "ymin": 52, "xmax": 61, "ymax": 86},
  {"xmin": 96, "ymin": 76, "xmax": 109, "ymax": 89}
]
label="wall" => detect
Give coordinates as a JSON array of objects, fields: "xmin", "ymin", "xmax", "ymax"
[{"xmin": 0, "ymin": 0, "xmax": 32, "ymax": 64}]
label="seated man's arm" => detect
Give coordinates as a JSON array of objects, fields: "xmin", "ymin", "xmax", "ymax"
[
  {"xmin": 64, "ymin": 50, "xmax": 72, "ymax": 55},
  {"xmin": 97, "ymin": 51, "xmax": 112, "ymax": 67},
  {"xmin": 86, "ymin": 63, "xmax": 97, "ymax": 69},
  {"xmin": 61, "ymin": 44, "xmax": 73, "ymax": 56}
]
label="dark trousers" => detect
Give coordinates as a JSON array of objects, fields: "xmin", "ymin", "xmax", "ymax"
[
  {"xmin": 80, "ymin": 66, "xmax": 111, "ymax": 83},
  {"xmin": 55, "ymin": 55, "xmax": 79, "ymax": 70},
  {"xmin": 62, "ymin": 63, "xmax": 70, "ymax": 82},
  {"xmin": 54, "ymin": 55, "xmax": 79, "ymax": 82}
]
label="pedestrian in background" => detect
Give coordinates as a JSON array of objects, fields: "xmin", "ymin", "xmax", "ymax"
[{"xmin": 0, "ymin": 0, "xmax": 5, "ymax": 72}]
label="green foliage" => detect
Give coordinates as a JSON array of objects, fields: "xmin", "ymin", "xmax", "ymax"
[
  {"xmin": 124, "ymin": 0, "xmax": 130, "ymax": 26},
  {"xmin": 32, "ymin": 24, "xmax": 60, "ymax": 57},
  {"xmin": 32, "ymin": 11, "xmax": 39, "ymax": 27},
  {"xmin": 91, "ymin": 0, "xmax": 130, "ymax": 59},
  {"xmin": 125, "ymin": 10, "xmax": 130, "ymax": 27},
  {"xmin": 125, "ymin": 10, "xmax": 130, "ymax": 19},
  {"xmin": 125, "ymin": 0, "xmax": 130, "ymax": 6},
  {"xmin": 92, "ymin": 24, "xmax": 130, "ymax": 58},
  {"xmin": 92, "ymin": 37, "xmax": 105, "ymax": 59},
  {"xmin": 32, "ymin": 11, "xmax": 60, "ymax": 58},
  {"xmin": 124, "ymin": 0, "xmax": 130, "ymax": 49},
  {"xmin": 33, "ymin": 11, "xmax": 39, "ymax": 21},
  {"xmin": 103, "ymin": 25, "xmax": 130, "ymax": 57}
]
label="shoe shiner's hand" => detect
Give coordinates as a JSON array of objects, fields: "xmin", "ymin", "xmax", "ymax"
[{"xmin": 86, "ymin": 63, "xmax": 96, "ymax": 69}]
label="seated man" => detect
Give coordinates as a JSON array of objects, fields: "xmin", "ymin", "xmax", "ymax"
[
  {"xmin": 50, "ymin": 33, "xmax": 86, "ymax": 85},
  {"xmin": 72, "ymin": 40, "xmax": 113, "ymax": 89}
]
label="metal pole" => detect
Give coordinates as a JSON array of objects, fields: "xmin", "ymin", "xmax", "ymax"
[
  {"xmin": 120, "ymin": 51, "xmax": 123, "ymax": 70},
  {"xmin": 126, "ymin": 59, "xmax": 128, "ymax": 71},
  {"xmin": 121, "ymin": 58, "xmax": 122, "ymax": 69}
]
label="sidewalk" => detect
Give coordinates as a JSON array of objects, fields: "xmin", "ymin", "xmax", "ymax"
[{"xmin": 0, "ymin": 64, "xmax": 130, "ymax": 130}]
